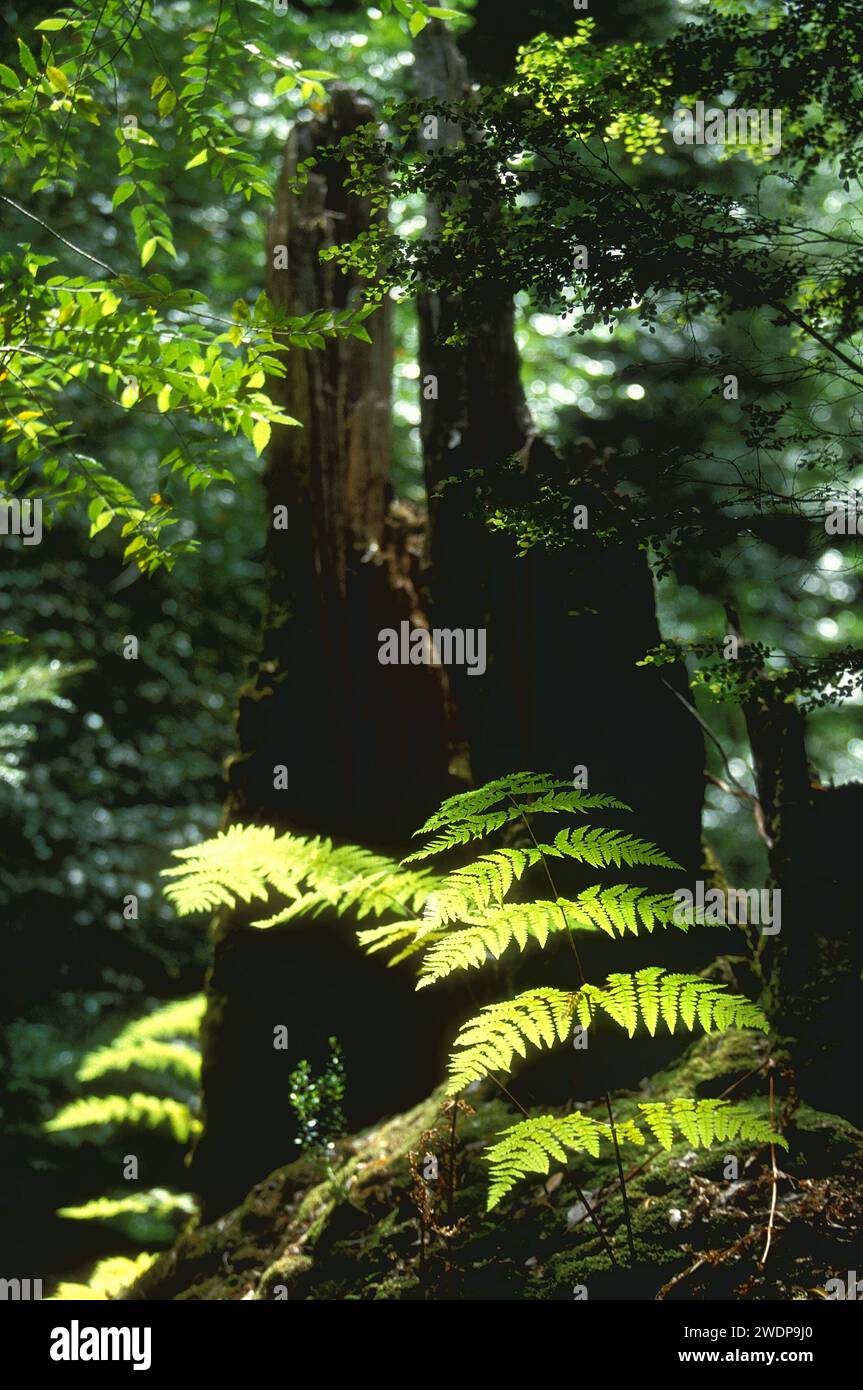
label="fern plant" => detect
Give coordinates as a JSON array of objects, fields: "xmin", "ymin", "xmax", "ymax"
[
  {"xmin": 45, "ymin": 996, "xmax": 203, "ymax": 1297},
  {"xmin": 165, "ymin": 772, "xmax": 784, "ymax": 1248}
]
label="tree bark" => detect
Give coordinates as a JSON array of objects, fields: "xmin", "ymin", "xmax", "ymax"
[
  {"xmin": 737, "ymin": 648, "xmax": 863, "ymax": 1124},
  {"xmin": 192, "ymin": 89, "xmax": 459, "ymax": 1216}
]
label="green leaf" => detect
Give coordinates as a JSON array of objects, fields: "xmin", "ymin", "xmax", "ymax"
[
  {"xmin": 157, "ymin": 384, "xmax": 172, "ymax": 413},
  {"xmin": 0, "ymin": 63, "xmax": 20, "ymax": 89},
  {"xmin": 46, "ymin": 65, "xmax": 71, "ymax": 94},
  {"xmin": 252, "ymin": 419, "xmax": 271, "ymax": 455},
  {"xmin": 112, "ymin": 182, "xmax": 135, "ymax": 208},
  {"xmin": 35, "ymin": 17, "xmax": 71, "ymax": 30},
  {"xmin": 184, "ymin": 149, "xmax": 208, "ymax": 170},
  {"xmin": 17, "ymin": 39, "xmax": 38, "ymax": 78},
  {"xmin": 409, "ymin": 11, "xmax": 428, "ymax": 36},
  {"xmin": 89, "ymin": 509, "xmax": 114, "ymax": 538},
  {"xmin": 140, "ymin": 237, "xmax": 159, "ymax": 267}
]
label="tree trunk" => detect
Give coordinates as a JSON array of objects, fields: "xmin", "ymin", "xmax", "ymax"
[
  {"xmin": 414, "ymin": 23, "xmax": 703, "ymax": 873},
  {"xmin": 192, "ymin": 89, "xmax": 459, "ymax": 1216},
  {"xmin": 739, "ymin": 658, "xmax": 863, "ymax": 1124}
]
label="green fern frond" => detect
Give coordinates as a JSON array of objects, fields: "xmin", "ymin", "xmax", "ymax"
[
  {"xmin": 567, "ymin": 883, "xmax": 686, "ymax": 937},
  {"xmin": 57, "ymin": 1188, "xmax": 197, "ymax": 1223},
  {"xmin": 636, "ymin": 1098, "xmax": 787, "ymax": 1152},
  {"xmin": 428, "ymin": 849, "xmax": 528, "ymax": 924},
  {"xmin": 45, "ymin": 1093, "xmax": 200, "ymax": 1143},
  {"xmin": 77, "ymin": 1038, "xmax": 201, "ymax": 1085},
  {"xmin": 417, "ymin": 889, "xmax": 697, "ymax": 989},
  {"xmin": 163, "ymin": 824, "xmax": 441, "ymax": 925},
  {"xmin": 48, "ymin": 1253, "xmax": 156, "ymax": 1301},
  {"xmin": 485, "ymin": 1111, "xmax": 645, "ymax": 1210},
  {"xmin": 416, "ymin": 773, "xmax": 569, "ymax": 832},
  {"xmin": 445, "ymin": 988, "xmax": 575, "ymax": 1095},
  {"xmin": 405, "ymin": 792, "xmax": 631, "ymax": 860},
  {"xmin": 575, "ymin": 967, "xmax": 770, "ymax": 1037},
  {"xmin": 484, "ymin": 1098, "xmax": 784, "ymax": 1209},
  {"xmin": 162, "ymin": 824, "xmax": 310, "ymax": 912},
  {"xmin": 416, "ymin": 899, "xmax": 574, "ymax": 987},
  {"xmin": 113, "ymin": 996, "xmax": 205, "ymax": 1043},
  {"xmin": 540, "ymin": 826, "xmax": 682, "ymax": 871},
  {"xmin": 356, "ymin": 921, "xmax": 448, "ymax": 965}
]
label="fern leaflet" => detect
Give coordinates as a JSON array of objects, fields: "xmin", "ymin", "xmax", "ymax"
[
  {"xmin": 445, "ymin": 989, "xmax": 575, "ymax": 1095},
  {"xmin": 405, "ymin": 792, "xmax": 631, "ymax": 861},
  {"xmin": 45, "ymin": 1093, "xmax": 201, "ymax": 1143},
  {"xmin": 575, "ymin": 967, "xmax": 770, "ymax": 1037},
  {"xmin": 485, "ymin": 1100, "xmax": 786, "ymax": 1209}
]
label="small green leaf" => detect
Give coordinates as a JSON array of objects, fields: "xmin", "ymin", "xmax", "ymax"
[
  {"xmin": 89, "ymin": 508, "xmax": 114, "ymax": 538},
  {"xmin": 157, "ymin": 384, "xmax": 172, "ymax": 412},
  {"xmin": 0, "ymin": 63, "xmax": 20, "ymax": 89},
  {"xmin": 252, "ymin": 419, "xmax": 271, "ymax": 455},
  {"xmin": 140, "ymin": 237, "xmax": 158, "ymax": 267},
  {"xmin": 35, "ymin": 17, "xmax": 71, "ymax": 30},
  {"xmin": 112, "ymin": 182, "xmax": 135, "ymax": 208},
  {"xmin": 17, "ymin": 39, "xmax": 38, "ymax": 78},
  {"xmin": 158, "ymin": 89, "xmax": 176, "ymax": 119},
  {"xmin": 184, "ymin": 149, "xmax": 208, "ymax": 170},
  {"xmin": 409, "ymin": 11, "xmax": 428, "ymax": 36},
  {"xmin": 46, "ymin": 65, "xmax": 71, "ymax": 93}
]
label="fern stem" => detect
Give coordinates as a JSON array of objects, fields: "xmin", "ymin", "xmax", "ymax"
[
  {"xmin": 484, "ymin": 1070, "xmax": 619, "ymax": 1268},
  {"xmin": 758, "ymin": 1067, "xmax": 779, "ymax": 1267},
  {"xmin": 447, "ymin": 1101, "xmax": 458, "ymax": 1218},
  {"xmin": 604, "ymin": 1092, "xmax": 636, "ymax": 1263},
  {"xmin": 509, "ymin": 793, "xmax": 635, "ymax": 1265}
]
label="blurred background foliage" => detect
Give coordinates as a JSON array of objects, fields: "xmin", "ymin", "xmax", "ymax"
[{"xmin": 0, "ymin": 0, "xmax": 860, "ymax": 1289}]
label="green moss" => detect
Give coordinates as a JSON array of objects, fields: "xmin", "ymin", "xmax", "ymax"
[{"xmin": 125, "ymin": 1027, "xmax": 863, "ymax": 1301}]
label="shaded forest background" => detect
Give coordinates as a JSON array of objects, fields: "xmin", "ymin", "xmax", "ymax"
[{"xmin": 1, "ymin": 0, "xmax": 861, "ymax": 1294}]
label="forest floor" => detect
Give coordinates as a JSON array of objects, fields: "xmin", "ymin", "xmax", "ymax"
[{"xmin": 126, "ymin": 1029, "xmax": 863, "ymax": 1301}]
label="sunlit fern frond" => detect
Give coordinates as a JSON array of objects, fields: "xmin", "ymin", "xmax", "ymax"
[
  {"xmin": 415, "ymin": 773, "xmax": 628, "ymax": 837},
  {"xmin": 636, "ymin": 1098, "xmax": 786, "ymax": 1152},
  {"xmin": 485, "ymin": 1111, "xmax": 645, "ymax": 1210},
  {"xmin": 163, "ymin": 824, "xmax": 442, "ymax": 924},
  {"xmin": 416, "ymin": 887, "xmax": 696, "ymax": 988},
  {"xmin": 161, "ymin": 824, "xmax": 314, "ymax": 912},
  {"xmin": 404, "ymin": 792, "xmax": 631, "ymax": 861},
  {"xmin": 566, "ymin": 883, "xmax": 686, "ymax": 937},
  {"xmin": 540, "ymin": 825, "xmax": 682, "ymax": 871},
  {"xmin": 422, "ymin": 848, "xmax": 537, "ymax": 925},
  {"xmin": 357, "ymin": 920, "xmax": 448, "ymax": 966},
  {"xmin": 445, "ymin": 988, "xmax": 575, "ymax": 1095},
  {"xmin": 574, "ymin": 967, "xmax": 770, "ymax": 1037},
  {"xmin": 45, "ymin": 1093, "xmax": 200, "ymax": 1143},
  {"xmin": 48, "ymin": 1253, "xmax": 157, "ymax": 1301},
  {"xmin": 484, "ymin": 1099, "xmax": 784, "ymax": 1209},
  {"xmin": 77, "ymin": 1038, "xmax": 201, "ymax": 1085},
  {"xmin": 112, "ymin": 996, "xmax": 205, "ymax": 1043},
  {"xmin": 57, "ymin": 1188, "xmax": 198, "ymax": 1223},
  {"xmin": 416, "ymin": 899, "xmax": 574, "ymax": 987}
]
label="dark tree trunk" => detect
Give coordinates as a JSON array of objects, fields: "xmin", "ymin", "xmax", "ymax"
[
  {"xmin": 414, "ymin": 23, "xmax": 704, "ymax": 875},
  {"xmin": 412, "ymin": 24, "xmax": 706, "ymax": 1101},
  {"xmin": 739, "ymin": 661, "xmax": 863, "ymax": 1124},
  {"xmin": 192, "ymin": 90, "xmax": 459, "ymax": 1216}
]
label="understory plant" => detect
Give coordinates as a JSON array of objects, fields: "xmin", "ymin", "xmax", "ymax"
[
  {"xmin": 45, "ymin": 996, "xmax": 203, "ymax": 1298},
  {"xmin": 164, "ymin": 772, "xmax": 785, "ymax": 1247}
]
